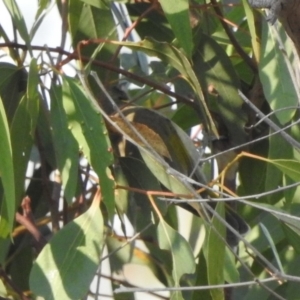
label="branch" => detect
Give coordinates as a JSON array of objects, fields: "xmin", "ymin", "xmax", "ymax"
[{"xmin": 210, "ymin": 0, "xmax": 258, "ymax": 73}]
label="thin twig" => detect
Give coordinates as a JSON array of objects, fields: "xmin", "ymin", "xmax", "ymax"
[
  {"xmin": 210, "ymin": 0, "xmax": 257, "ymax": 72},
  {"xmin": 239, "ymin": 90, "xmax": 300, "ymax": 150},
  {"xmin": 115, "ymin": 277, "xmax": 281, "ymax": 293}
]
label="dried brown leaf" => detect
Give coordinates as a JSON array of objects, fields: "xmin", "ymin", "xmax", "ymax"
[{"xmin": 109, "ymin": 116, "xmax": 171, "ymax": 159}]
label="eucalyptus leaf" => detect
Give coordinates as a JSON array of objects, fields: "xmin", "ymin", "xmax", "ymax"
[
  {"xmin": 157, "ymin": 220, "xmax": 195, "ymax": 289},
  {"xmin": 50, "ymin": 85, "xmax": 79, "ymax": 203},
  {"xmin": 0, "ymin": 63, "xmax": 27, "ymax": 123},
  {"xmin": 193, "ymin": 31, "xmax": 248, "ymax": 146},
  {"xmin": 68, "ymin": 1, "xmax": 119, "ymax": 82},
  {"xmin": 205, "ymin": 202, "xmax": 225, "ymax": 300},
  {"xmin": 260, "ymin": 223, "xmax": 284, "ymax": 273},
  {"xmin": 0, "ymin": 96, "xmax": 15, "ymax": 235},
  {"xmin": 259, "ymin": 21, "xmax": 298, "ymax": 124},
  {"xmin": 158, "ymin": 0, "xmax": 193, "ymax": 58},
  {"xmin": 3, "ymin": 0, "xmax": 30, "ymax": 45},
  {"xmin": 29, "ymin": 193, "xmax": 104, "ymax": 300},
  {"xmin": 269, "ymin": 159, "xmax": 300, "ymax": 182},
  {"xmin": 62, "ymin": 77, "xmax": 115, "ymax": 217},
  {"xmin": 10, "ymin": 59, "xmax": 39, "ymax": 206}
]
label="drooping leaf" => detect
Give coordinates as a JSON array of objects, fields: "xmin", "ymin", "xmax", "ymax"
[
  {"xmin": 62, "ymin": 76, "xmax": 115, "ymax": 216},
  {"xmin": 119, "ymin": 156, "xmax": 167, "ymax": 237},
  {"xmin": 268, "ymin": 159, "xmax": 300, "ymax": 183},
  {"xmin": 140, "ymin": 149, "xmax": 191, "ymax": 195},
  {"xmin": 29, "ymin": 191, "xmax": 104, "ymax": 300},
  {"xmin": 242, "ymin": 0, "xmax": 260, "ymax": 61},
  {"xmin": 50, "ymin": 84, "xmax": 79, "ymax": 203},
  {"xmin": 192, "ymin": 250, "xmax": 212, "ymax": 300},
  {"xmin": 30, "ymin": 0, "xmax": 52, "ymax": 45},
  {"xmin": 106, "ymin": 235, "xmax": 167, "ymax": 278},
  {"xmin": 259, "ymin": 20, "xmax": 298, "ymax": 124},
  {"xmin": 0, "ymin": 96, "xmax": 15, "ymax": 236},
  {"xmin": 68, "ymin": 0, "xmax": 119, "ymax": 82},
  {"xmin": 260, "ymin": 223, "xmax": 284, "ymax": 273},
  {"xmin": 224, "ymin": 247, "xmax": 239, "ymax": 283},
  {"xmin": 157, "ymin": 219, "xmax": 195, "ymax": 296},
  {"xmin": 3, "ymin": 0, "xmax": 30, "ymax": 46},
  {"xmin": 0, "ymin": 63, "xmax": 27, "ymax": 123},
  {"xmin": 158, "ymin": 0, "xmax": 193, "ymax": 58},
  {"xmin": 121, "ymin": 106, "xmax": 207, "ymax": 184},
  {"xmin": 109, "ymin": 115, "xmax": 171, "ymax": 159},
  {"xmin": 264, "ymin": 131, "xmax": 293, "ymax": 203},
  {"xmin": 108, "ymin": 38, "xmax": 217, "ymax": 135},
  {"xmin": 193, "ymin": 31, "xmax": 248, "ymax": 146},
  {"xmin": 205, "ymin": 202, "xmax": 226, "ymax": 300},
  {"xmin": 281, "ymin": 223, "xmax": 300, "ymax": 254},
  {"xmin": 10, "ymin": 59, "xmax": 40, "ymax": 206}
]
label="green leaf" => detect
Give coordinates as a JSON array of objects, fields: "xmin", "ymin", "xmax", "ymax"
[
  {"xmin": 193, "ymin": 32, "xmax": 248, "ymax": 146},
  {"xmin": 50, "ymin": 85, "xmax": 79, "ymax": 203},
  {"xmin": 157, "ymin": 219, "xmax": 195, "ymax": 292},
  {"xmin": 171, "ymin": 104, "xmax": 199, "ymax": 130},
  {"xmin": 0, "ymin": 278, "xmax": 7, "ymax": 298},
  {"xmin": 10, "ymin": 59, "xmax": 39, "ymax": 206},
  {"xmin": 29, "ymin": 193, "xmax": 104, "ymax": 300},
  {"xmin": 242, "ymin": 0, "xmax": 260, "ymax": 60},
  {"xmin": 68, "ymin": 1, "xmax": 119, "ymax": 82},
  {"xmin": 264, "ymin": 132, "xmax": 293, "ymax": 203},
  {"xmin": 0, "ymin": 63, "xmax": 26, "ymax": 123},
  {"xmin": 192, "ymin": 250, "xmax": 212, "ymax": 300},
  {"xmin": 3, "ymin": 0, "xmax": 30, "ymax": 45},
  {"xmin": 140, "ymin": 149, "xmax": 191, "ymax": 195},
  {"xmin": 62, "ymin": 77, "xmax": 115, "ymax": 216},
  {"xmin": 259, "ymin": 21, "xmax": 298, "ymax": 124},
  {"xmin": 80, "ymin": 0, "xmax": 103, "ymax": 8},
  {"xmin": 223, "ymin": 247, "xmax": 239, "ymax": 283},
  {"xmin": 121, "ymin": 106, "xmax": 207, "ymax": 185},
  {"xmin": 268, "ymin": 159, "xmax": 300, "ymax": 182},
  {"xmin": 30, "ymin": 1, "xmax": 52, "ymax": 46},
  {"xmin": 119, "ymin": 157, "xmax": 167, "ymax": 235},
  {"xmin": 205, "ymin": 202, "xmax": 225, "ymax": 300},
  {"xmin": 281, "ymin": 223, "xmax": 300, "ymax": 254},
  {"xmin": 158, "ymin": 0, "xmax": 193, "ymax": 58},
  {"xmin": 260, "ymin": 223, "xmax": 284, "ymax": 273},
  {"xmin": 0, "ymin": 96, "xmax": 15, "ymax": 235}
]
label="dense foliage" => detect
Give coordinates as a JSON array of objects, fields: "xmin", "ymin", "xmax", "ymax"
[{"xmin": 0, "ymin": 0, "xmax": 300, "ymax": 299}]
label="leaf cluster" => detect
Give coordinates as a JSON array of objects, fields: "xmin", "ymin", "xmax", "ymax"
[{"xmin": 0, "ymin": 0, "xmax": 300, "ymax": 300}]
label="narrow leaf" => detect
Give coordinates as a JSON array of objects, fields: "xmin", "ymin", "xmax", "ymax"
[
  {"xmin": 0, "ymin": 97, "xmax": 15, "ymax": 235},
  {"xmin": 205, "ymin": 202, "xmax": 225, "ymax": 300},
  {"xmin": 260, "ymin": 223, "xmax": 284, "ymax": 273},
  {"xmin": 3, "ymin": 0, "xmax": 30, "ymax": 45},
  {"xmin": 242, "ymin": 0, "xmax": 260, "ymax": 61},
  {"xmin": 30, "ymin": 191, "xmax": 104, "ymax": 300},
  {"xmin": 62, "ymin": 77, "xmax": 115, "ymax": 216},
  {"xmin": 269, "ymin": 159, "xmax": 300, "ymax": 182},
  {"xmin": 158, "ymin": 0, "xmax": 193, "ymax": 58},
  {"xmin": 0, "ymin": 62, "xmax": 26, "ymax": 123},
  {"xmin": 193, "ymin": 32, "xmax": 248, "ymax": 146},
  {"xmin": 50, "ymin": 85, "xmax": 79, "ymax": 203},
  {"xmin": 157, "ymin": 220, "xmax": 195, "ymax": 288},
  {"xmin": 11, "ymin": 58, "xmax": 40, "ymax": 206},
  {"xmin": 224, "ymin": 248, "xmax": 239, "ymax": 283},
  {"xmin": 259, "ymin": 21, "xmax": 298, "ymax": 124},
  {"xmin": 281, "ymin": 223, "xmax": 300, "ymax": 254},
  {"xmin": 109, "ymin": 116, "xmax": 171, "ymax": 159}
]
